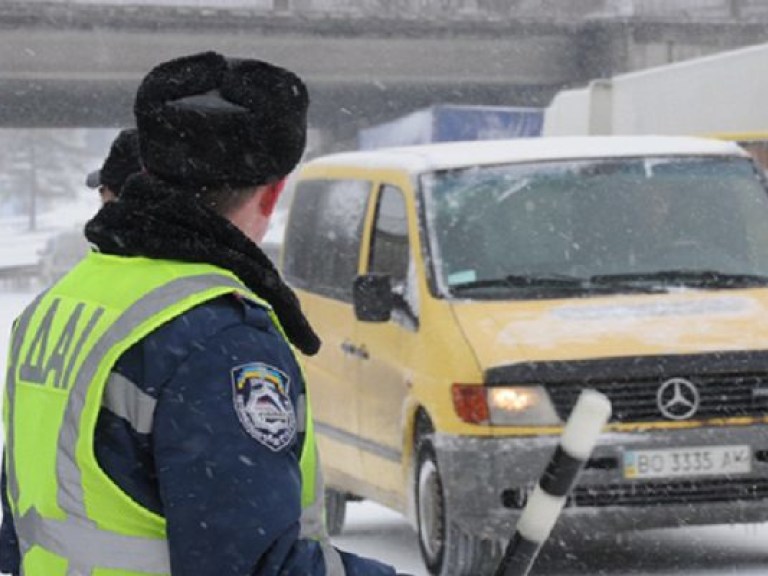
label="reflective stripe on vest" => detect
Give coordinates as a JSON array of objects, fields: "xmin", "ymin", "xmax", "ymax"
[
  {"xmin": 5, "ymin": 265, "xmax": 331, "ymax": 575},
  {"xmin": 103, "ymin": 372, "xmax": 156, "ymax": 435},
  {"xmin": 16, "ymin": 507, "xmax": 168, "ymax": 574}
]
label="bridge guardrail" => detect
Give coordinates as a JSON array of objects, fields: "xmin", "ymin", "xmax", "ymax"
[{"xmin": 6, "ymin": 0, "xmax": 768, "ymax": 25}]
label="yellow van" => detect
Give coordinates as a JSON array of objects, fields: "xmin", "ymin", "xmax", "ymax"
[{"xmin": 280, "ymin": 136, "xmax": 768, "ymax": 576}]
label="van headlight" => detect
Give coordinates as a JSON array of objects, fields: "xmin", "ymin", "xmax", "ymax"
[
  {"xmin": 452, "ymin": 384, "xmax": 561, "ymax": 425},
  {"xmin": 488, "ymin": 386, "xmax": 560, "ymax": 425}
]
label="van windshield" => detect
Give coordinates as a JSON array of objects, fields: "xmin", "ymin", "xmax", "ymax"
[{"xmin": 421, "ymin": 156, "xmax": 768, "ymax": 298}]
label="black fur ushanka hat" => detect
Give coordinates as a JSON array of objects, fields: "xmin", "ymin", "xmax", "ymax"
[
  {"xmin": 86, "ymin": 128, "xmax": 141, "ymax": 193},
  {"xmin": 134, "ymin": 51, "xmax": 309, "ymax": 190}
]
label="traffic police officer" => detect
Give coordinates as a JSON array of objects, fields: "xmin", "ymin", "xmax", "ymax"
[{"xmin": 1, "ymin": 51, "xmax": 400, "ymax": 576}]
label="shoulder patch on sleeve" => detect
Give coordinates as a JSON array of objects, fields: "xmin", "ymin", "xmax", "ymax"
[{"xmin": 231, "ymin": 362, "xmax": 296, "ymax": 451}]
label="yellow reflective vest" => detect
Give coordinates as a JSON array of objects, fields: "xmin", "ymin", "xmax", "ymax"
[{"xmin": 3, "ymin": 252, "xmax": 330, "ymax": 576}]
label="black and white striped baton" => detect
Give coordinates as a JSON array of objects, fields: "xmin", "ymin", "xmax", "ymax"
[{"xmin": 494, "ymin": 388, "xmax": 612, "ymax": 576}]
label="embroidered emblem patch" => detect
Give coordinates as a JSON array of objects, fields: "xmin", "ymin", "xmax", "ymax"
[{"xmin": 231, "ymin": 362, "xmax": 296, "ymax": 451}]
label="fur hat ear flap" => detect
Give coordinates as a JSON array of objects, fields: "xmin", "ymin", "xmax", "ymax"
[{"xmin": 134, "ymin": 51, "xmax": 308, "ymax": 191}]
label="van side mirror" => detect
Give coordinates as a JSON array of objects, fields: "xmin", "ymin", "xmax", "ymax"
[{"xmin": 353, "ymin": 274, "xmax": 393, "ymax": 322}]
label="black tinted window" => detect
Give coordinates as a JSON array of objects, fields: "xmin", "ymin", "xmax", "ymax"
[{"xmin": 283, "ymin": 178, "xmax": 370, "ymax": 302}]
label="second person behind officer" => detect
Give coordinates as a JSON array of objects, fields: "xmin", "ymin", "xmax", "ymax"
[{"xmin": 86, "ymin": 127, "xmax": 142, "ymax": 203}]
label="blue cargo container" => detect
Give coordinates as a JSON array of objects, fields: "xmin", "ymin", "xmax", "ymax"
[{"xmin": 358, "ymin": 104, "xmax": 543, "ymax": 150}]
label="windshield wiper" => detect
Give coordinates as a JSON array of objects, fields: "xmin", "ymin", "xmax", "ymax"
[
  {"xmin": 448, "ymin": 269, "xmax": 764, "ymax": 296},
  {"xmin": 589, "ymin": 270, "xmax": 768, "ymax": 289},
  {"xmin": 450, "ymin": 273, "xmax": 586, "ymax": 294},
  {"xmin": 451, "ymin": 274, "xmax": 584, "ymax": 291},
  {"xmin": 505, "ymin": 273, "xmax": 588, "ymax": 286}
]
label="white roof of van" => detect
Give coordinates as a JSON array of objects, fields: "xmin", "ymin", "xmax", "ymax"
[{"xmin": 303, "ymin": 135, "xmax": 747, "ymax": 174}]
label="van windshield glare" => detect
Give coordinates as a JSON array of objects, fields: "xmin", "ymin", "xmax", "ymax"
[{"xmin": 420, "ymin": 156, "xmax": 768, "ymax": 298}]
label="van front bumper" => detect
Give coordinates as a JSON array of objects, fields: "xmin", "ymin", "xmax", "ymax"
[{"xmin": 433, "ymin": 423, "xmax": 768, "ymax": 539}]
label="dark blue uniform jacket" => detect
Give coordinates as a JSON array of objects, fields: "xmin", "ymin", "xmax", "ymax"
[{"xmin": 0, "ymin": 294, "xmax": 396, "ymax": 576}]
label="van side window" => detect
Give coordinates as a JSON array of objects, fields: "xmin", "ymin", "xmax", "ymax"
[
  {"xmin": 369, "ymin": 185, "xmax": 409, "ymax": 284},
  {"xmin": 369, "ymin": 185, "xmax": 418, "ymax": 325},
  {"xmin": 283, "ymin": 179, "xmax": 370, "ymax": 302}
]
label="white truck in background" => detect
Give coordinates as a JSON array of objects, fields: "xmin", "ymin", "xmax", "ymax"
[{"xmin": 543, "ymin": 41, "xmax": 768, "ymax": 168}]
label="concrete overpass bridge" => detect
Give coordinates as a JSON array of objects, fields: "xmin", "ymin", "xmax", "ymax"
[{"xmin": 3, "ymin": 0, "xmax": 768, "ymax": 152}]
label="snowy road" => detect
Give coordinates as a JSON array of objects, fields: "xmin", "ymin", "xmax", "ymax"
[
  {"xmin": 1, "ymin": 288, "xmax": 767, "ymax": 575},
  {"xmin": 337, "ymin": 500, "xmax": 768, "ymax": 575}
]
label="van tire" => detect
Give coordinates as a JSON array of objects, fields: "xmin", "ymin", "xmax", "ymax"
[
  {"xmin": 324, "ymin": 488, "xmax": 347, "ymax": 536},
  {"xmin": 415, "ymin": 438, "xmax": 493, "ymax": 576}
]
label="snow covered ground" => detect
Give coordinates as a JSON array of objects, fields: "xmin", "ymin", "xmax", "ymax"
[
  {"xmin": 338, "ymin": 497, "xmax": 768, "ymax": 575},
  {"xmin": 2, "ymin": 287, "xmax": 768, "ymax": 575},
  {"xmin": 334, "ymin": 501, "xmax": 426, "ymax": 574}
]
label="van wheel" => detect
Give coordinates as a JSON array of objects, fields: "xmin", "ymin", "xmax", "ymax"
[
  {"xmin": 324, "ymin": 488, "xmax": 347, "ymax": 536},
  {"xmin": 415, "ymin": 439, "xmax": 496, "ymax": 576}
]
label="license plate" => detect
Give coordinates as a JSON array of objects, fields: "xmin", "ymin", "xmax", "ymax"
[{"xmin": 623, "ymin": 445, "xmax": 751, "ymax": 479}]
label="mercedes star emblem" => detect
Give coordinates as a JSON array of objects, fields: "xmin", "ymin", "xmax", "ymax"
[{"xmin": 657, "ymin": 377, "xmax": 700, "ymax": 420}]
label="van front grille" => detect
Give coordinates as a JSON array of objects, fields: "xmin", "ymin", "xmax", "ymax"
[
  {"xmin": 569, "ymin": 477, "xmax": 768, "ymax": 507},
  {"xmin": 546, "ymin": 373, "xmax": 768, "ymax": 422}
]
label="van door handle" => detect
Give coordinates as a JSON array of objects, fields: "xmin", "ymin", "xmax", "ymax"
[
  {"xmin": 340, "ymin": 340, "xmax": 369, "ymax": 360},
  {"xmin": 341, "ymin": 340, "xmax": 355, "ymax": 355}
]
